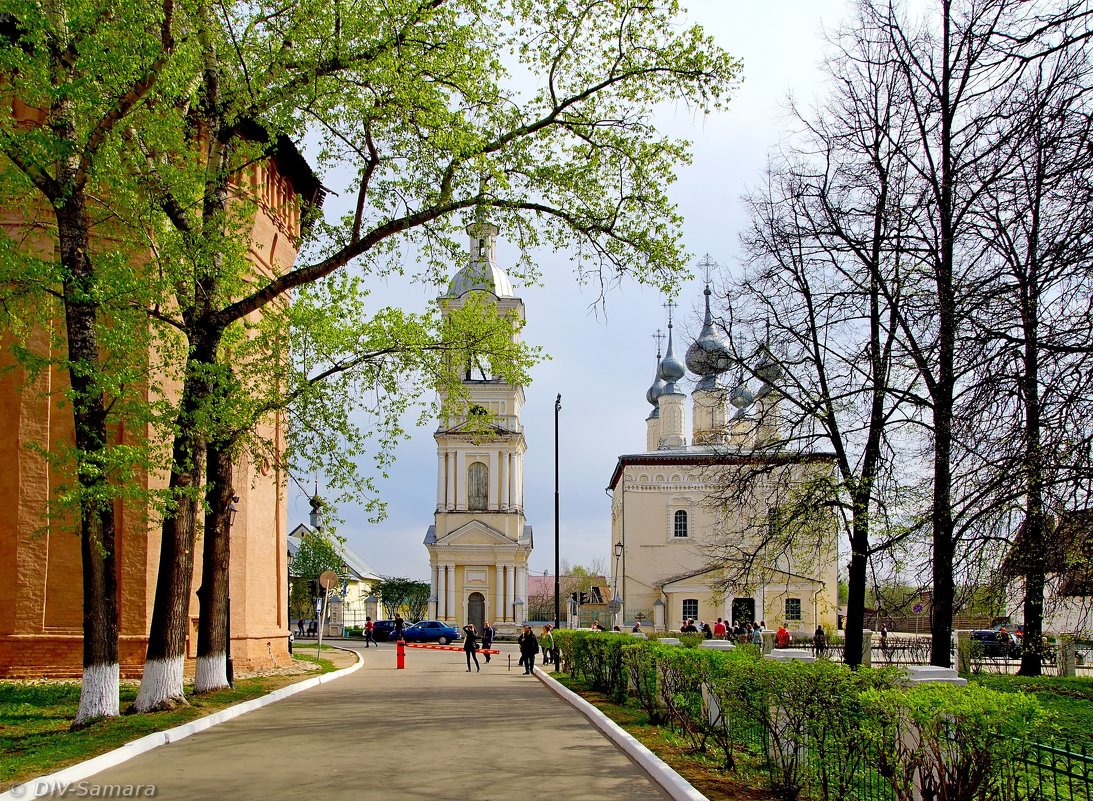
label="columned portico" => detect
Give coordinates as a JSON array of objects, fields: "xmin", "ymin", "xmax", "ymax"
[{"xmin": 424, "ymin": 224, "xmax": 533, "ymax": 637}]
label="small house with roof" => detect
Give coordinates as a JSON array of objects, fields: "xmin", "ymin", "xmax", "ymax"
[
  {"xmin": 288, "ymin": 522, "xmax": 381, "ymax": 631},
  {"xmin": 1003, "ymin": 509, "xmax": 1093, "ymax": 637}
]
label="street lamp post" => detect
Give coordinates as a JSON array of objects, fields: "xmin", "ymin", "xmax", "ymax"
[
  {"xmin": 226, "ymin": 494, "xmax": 239, "ymax": 687},
  {"xmin": 554, "ymin": 393, "xmax": 561, "ymax": 631},
  {"xmin": 612, "ymin": 540, "xmax": 623, "ymax": 629}
]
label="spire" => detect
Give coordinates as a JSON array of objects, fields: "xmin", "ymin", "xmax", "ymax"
[
  {"xmin": 646, "ymin": 328, "xmax": 667, "ymax": 412},
  {"xmin": 447, "ymin": 222, "xmax": 515, "ymax": 297},
  {"xmin": 657, "ymin": 299, "xmax": 685, "ymax": 391}
]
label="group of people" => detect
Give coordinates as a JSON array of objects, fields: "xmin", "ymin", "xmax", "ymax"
[
  {"xmin": 459, "ymin": 621, "xmax": 559, "ymax": 675},
  {"xmin": 460, "ymin": 621, "xmax": 495, "ymax": 671},
  {"xmin": 680, "ymin": 617, "xmax": 768, "ymax": 646},
  {"xmin": 296, "ymin": 618, "xmax": 319, "ymax": 637}
]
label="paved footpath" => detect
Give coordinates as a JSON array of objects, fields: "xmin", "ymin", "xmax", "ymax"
[{"xmin": 86, "ymin": 643, "xmax": 674, "ymax": 801}]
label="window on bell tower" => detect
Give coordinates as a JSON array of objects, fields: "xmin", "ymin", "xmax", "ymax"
[{"xmin": 468, "ymin": 462, "xmax": 488, "ymax": 511}]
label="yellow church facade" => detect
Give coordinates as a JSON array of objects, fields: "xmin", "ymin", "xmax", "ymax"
[{"xmin": 608, "ymin": 284, "xmax": 839, "ymax": 635}]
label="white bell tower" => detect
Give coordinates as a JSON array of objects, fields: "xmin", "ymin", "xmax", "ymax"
[{"xmin": 424, "ymin": 224, "xmax": 532, "ymax": 636}]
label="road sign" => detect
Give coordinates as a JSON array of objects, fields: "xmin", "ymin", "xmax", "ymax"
[
  {"xmin": 913, "ymin": 603, "xmax": 923, "ymax": 615},
  {"xmin": 319, "ymin": 570, "xmax": 340, "ymax": 590},
  {"xmin": 315, "ymin": 598, "xmax": 322, "ymax": 613}
]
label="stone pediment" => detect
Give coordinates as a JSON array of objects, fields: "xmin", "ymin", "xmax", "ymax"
[{"xmin": 434, "ymin": 520, "xmax": 515, "ymax": 547}]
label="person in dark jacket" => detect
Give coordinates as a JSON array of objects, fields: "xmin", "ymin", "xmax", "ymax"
[
  {"xmin": 463, "ymin": 624, "xmax": 480, "ymax": 672},
  {"xmin": 393, "ymin": 614, "xmax": 405, "ymax": 640},
  {"xmin": 481, "ymin": 621, "xmax": 494, "ymax": 663},
  {"xmin": 517, "ymin": 625, "xmax": 539, "ymax": 675}
]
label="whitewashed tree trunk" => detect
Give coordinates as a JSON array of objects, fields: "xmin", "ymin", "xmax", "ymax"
[
  {"xmin": 132, "ymin": 657, "xmax": 186, "ymax": 711},
  {"xmin": 74, "ymin": 663, "xmax": 120, "ymax": 724},
  {"xmin": 193, "ymin": 653, "xmax": 228, "ymax": 694}
]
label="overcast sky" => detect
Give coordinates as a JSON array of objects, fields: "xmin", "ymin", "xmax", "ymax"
[{"xmin": 288, "ymin": 1, "xmax": 855, "ymax": 581}]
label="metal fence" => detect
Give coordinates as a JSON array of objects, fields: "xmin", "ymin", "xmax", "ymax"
[
  {"xmin": 1013, "ymin": 740, "xmax": 1093, "ymax": 801},
  {"xmin": 721, "ymin": 695, "xmax": 1093, "ymax": 800}
]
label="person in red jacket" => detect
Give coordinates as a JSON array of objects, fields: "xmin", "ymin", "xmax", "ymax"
[{"xmin": 775, "ymin": 624, "xmax": 792, "ymax": 649}]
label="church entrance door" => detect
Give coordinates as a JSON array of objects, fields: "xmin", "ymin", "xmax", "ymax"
[
  {"xmin": 468, "ymin": 592, "xmax": 485, "ymax": 633},
  {"xmin": 732, "ymin": 597, "xmax": 756, "ymax": 625}
]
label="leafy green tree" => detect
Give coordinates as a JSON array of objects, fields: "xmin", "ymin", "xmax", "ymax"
[
  {"xmin": 3, "ymin": 0, "xmax": 740, "ymax": 713},
  {"xmin": 373, "ymin": 577, "xmax": 431, "ymax": 621},
  {"xmin": 0, "ymin": 0, "xmax": 185, "ymax": 725},
  {"xmin": 287, "ymin": 529, "xmax": 346, "ymax": 627},
  {"xmin": 125, "ymin": 0, "xmax": 740, "ymax": 708}
]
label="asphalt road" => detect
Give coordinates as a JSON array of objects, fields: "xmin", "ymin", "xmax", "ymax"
[{"xmin": 82, "ymin": 642, "xmax": 675, "ymax": 801}]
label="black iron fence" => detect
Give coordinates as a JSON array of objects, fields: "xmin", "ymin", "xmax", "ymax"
[{"xmin": 1014, "ymin": 740, "xmax": 1093, "ymax": 800}]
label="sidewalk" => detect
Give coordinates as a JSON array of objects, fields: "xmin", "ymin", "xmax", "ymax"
[{"xmin": 80, "ymin": 643, "xmax": 675, "ymax": 801}]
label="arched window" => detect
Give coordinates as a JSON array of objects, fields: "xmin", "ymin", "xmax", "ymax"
[
  {"xmin": 673, "ymin": 509, "xmax": 688, "ymax": 538},
  {"xmin": 468, "ymin": 462, "xmax": 488, "ymax": 511}
]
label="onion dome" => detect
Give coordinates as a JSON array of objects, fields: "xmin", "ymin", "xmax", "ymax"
[
  {"xmin": 646, "ymin": 354, "xmax": 667, "ymax": 408},
  {"xmin": 447, "ymin": 223, "xmax": 515, "ymax": 298},
  {"xmin": 658, "ymin": 321, "xmax": 686, "ymax": 391},
  {"xmin": 686, "ymin": 284, "xmax": 733, "ymax": 387},
  {"xmin": 755, "ymin": 345, "xmax": 784, "ymax": 384},
  {"xmin": 729, "ymin": 379, "xmax": 754, "ymax": 409}
]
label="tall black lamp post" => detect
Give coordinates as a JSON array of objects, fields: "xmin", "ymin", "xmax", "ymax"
[
  {"xmin": 612, "ymin": 540, "xmax": 623, "ymax": 629},
  {"xmin": 226, "ymin": 494, "xmax": 239, "ymax": 687},
  {"xmin": 554, "ymin": 393, "xmax": 561, "ymax": 630}
]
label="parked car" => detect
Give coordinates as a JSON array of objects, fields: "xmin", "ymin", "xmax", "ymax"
[
  {"xmin": 992, "ymin": 623, "xmax": 1024, "ymax": 640},
  {"xmin": 372, "ymin": 619, "xmax": 400, "ymax": 641},
  {"xmin": 971, "ymin": 629, "xmax": 1021, "ymax": 659},
  {"xmin": 401, "ymin": 620, "xmax": 463, "ymax": 645}
]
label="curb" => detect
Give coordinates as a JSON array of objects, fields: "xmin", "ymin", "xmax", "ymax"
[
  {"xmin": 535, "ymin": 667, "xmax": 708, "ymax": 801},
  {"xmin": 2, "ymin": 647, "xmax": 364, "ymax": 800}
]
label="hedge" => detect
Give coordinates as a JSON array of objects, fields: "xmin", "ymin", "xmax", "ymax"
[{"xmin": 550, "ymin": 629, "xmax": 1050, "ymax": 801}]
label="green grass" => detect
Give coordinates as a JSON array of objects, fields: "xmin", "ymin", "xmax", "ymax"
[
  {"xmin": 552, "ymin": 672, "xmax": 774, "ymax": 800},
  {"xmin": 0, "ymin": 657, "xmax": 338, "ymax": 785},
  {"xmin": 969, "ymin": 673, "xmax": 1093, "ymax": 746}
]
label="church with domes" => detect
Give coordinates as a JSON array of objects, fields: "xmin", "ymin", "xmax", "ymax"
[{"xmin": 607, "ymin": 277, "xmax": 839, "ymax": 635}]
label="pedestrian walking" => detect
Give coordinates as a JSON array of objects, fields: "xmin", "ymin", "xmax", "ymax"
[
  {"xmin": 540, "ymin": 625, "xmax": 559, "ymax": 671},
  {"xmin": 540, "ymin": 625, "xmax": 554, "ymax": 666},
  {"xmin": 518, "ymin": 624, "xmax": 539, "ymax": 674},
  {"xmin": 393, "ymin": 614, "xmax": 405, "ymax": 641},
  {"xmin": 297, "ymin": 618, "xmax": 306, "ymax": 637},
  {"xmin": 463, "ymin": 624, "xmax": 480, "ymax": 672},
  {"xmin": 814, "ymin": 624, "xmax": 827, "ymax": 656},
  {"xmin": 364, "ymin": 616, "xmax": 378, "ymax": 647},
  {"xmin": 481, "ymin": 621, "xmax": 494, "ymax": 663}
]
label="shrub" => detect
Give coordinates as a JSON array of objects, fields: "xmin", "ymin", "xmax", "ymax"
[
  {"xmin": 860, "ymin": 682, "xmax": 1047, "ymax": 801},
  {"xmin": 622, "ymin": 641, "xmax": 665, "ymax": 724},
  {"xmin": 709, "ymin": 657, "xmax": 903, "ymax": 801}
]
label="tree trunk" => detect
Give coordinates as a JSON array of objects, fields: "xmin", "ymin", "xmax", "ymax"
[
  {"xmin": 132, "ymin": 391, "xmax": 206, "ymax": 710},
  {"xmin": 194, "ymin": 443, "xmax": 235, "ymax": 693},
  {"xmin": 844, "ymin": 521, "xmax": 869, "ymax": 669},
  {"xmin": 57, "ymin": 196, "xmax": 122, "ymax": 726}
]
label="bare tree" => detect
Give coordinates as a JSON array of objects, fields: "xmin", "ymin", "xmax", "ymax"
[
  {"xmin": 721, "ymin": 10, "xmax": 924, "ymax": 666},
  {"xmin": 963, "ymin": 36, "xmax": 1093, "ymax": 674}
]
